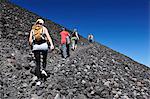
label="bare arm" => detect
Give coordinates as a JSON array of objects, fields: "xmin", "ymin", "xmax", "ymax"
[
  {"xmin": 44, "ymin": 27, "xmax": 54, "ymax": 49},
  {"xmin": 68, "ymin": 32, "xmax": 70, "ymax": 36},
  {"xmin": 29, "ymin": 30, "xmax": 33, "ymax": 45},
  {"xmin": 76, "ymin": 32, "xmax": 79, "ymax": 40}
]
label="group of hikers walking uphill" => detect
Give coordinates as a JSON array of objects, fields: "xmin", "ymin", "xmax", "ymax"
[
  {"xmin": 60, "ymin": 28, "xmax": 80, "ymax": 59},
  {"xmin": 28, "ymin": 19, "xmax": 94, "ymax": 85}
]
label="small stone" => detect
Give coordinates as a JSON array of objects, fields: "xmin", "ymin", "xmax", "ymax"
[
  {"xmin": 77, "ymin": 72, "xmax": 81, "ymax": 75},
  {"xmin": 133, "ymin": 90, "xmax": 137, "ymax": 96},
  {"xmin": 101, "ymin": 89, "xmax": 110, "ymax": 98},
  {"xmin": 143, "ymin": 95, "xmax": 148, "ymax": 99},
  {"xmin": 32, "ymin": 76, "xmax": 38, "ymax": 81},
  {"xmin": 112, "ymin": 90, "xmax": 117, "ymax": 94},
  {"xmin": 104, "ymin": 81, "xmax": 110, "ymax": 87},
  {"xmin": 54, "ymin": 94, "xmax": 60, "ymax": 99},
  {"xmin": 76, "ymin": 94, "xmax": 87, "ymax": 99},
  {"xmin": 71, "ymin": 64, "xmax": 76, "ymax": 67},
  {"xmin": 11, "ymin": 53, "xmax": 15, "ymax": 57},
  {"xmin": 37, "ymin": 89, "xmax": 44, "ymax": 96},
  {"xmin": 101, "ymin": 59, "xmax": 104, "ymax": 62},
  {"xmin": 29, "ymin": 61, "xmax": 36, "ymax": 67},
  {"xmin": 125, "ymin": 67, "xmax": 129, "ymax": 70},
  {"xmin": 22, "ymin": 83, "xmax": 28, "ymax": 88},
  {"xmin": 137, "ymin": 82, "xmax": 143, "ymax": 87},
  {"xmin": 61, "ymin": 70, "xmax": 65, "ymax": 73},
  {"xmin": 31, "ymin": 94, "xmax": 41, "ymax": 99},
  {"xmin": 114, "ymin": 94, "xmax": 119, "ymax": 98},
  {"xmin": 141, "ymin": 89, "xmax": 144, "ymax": 92},
  {"xmin": 73, "ymin": 60, "xmax": 78, "ymax": 64},
  {"xmin": 91, "ymin": 91, "xmax": 95, "ymax": 95},
  {"xmin": 24, "ymin": 32, "xmax": 29, "ymax": 36},
  {"xmin": 131, "ymin": 78, "xmax": 137, "ymax": 82},
  {"xmin": 141, "ymin": 92, "xmax": 145, "ymax": 95},
  {"xmin": 117, "ymin": 91, "xmax": 122, "ymax": 95},
  {"xmin": 4, "ymin": 24, "xmax": 9, "ymax": 27},
  {"xmin": 86, "ymin": 65, "xmax": 90, "ymax": 69},
  {"xmin": 84, "ymin": 69, "xmax": 88, "ymax": 72},
  {"xmin": 122, "ymin": 95, "xmax": 130, "ymax": 99},
  {"xmin": 114, "ymin": 81, "xmax": 119, "ymax": 87},
  {"xmin": 82, "ymin": 80, "xmax": 86, "ymax": 84},
  {"xmin": 18, "ymin": 31, "xmax": 24, "ymax": 35},
  {"xmin": 7, "ymin": 58, "xmax": 16, "ymax": 64},
  {"xmin": 48, "ymin": 84, "xmax": 53, "ymax": 89},
  {"xmin": 136, "ymin": 93, "xmax": 140, "ymax": 96}
]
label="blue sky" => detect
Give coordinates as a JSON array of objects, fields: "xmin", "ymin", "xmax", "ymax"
[{"xmin": 10, "ymin": 0, "xmax": 149, "ymax": 67}]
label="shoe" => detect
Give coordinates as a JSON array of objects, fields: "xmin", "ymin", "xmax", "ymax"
[
  {"xmin": 41, "ymin": 70, "xmax": 48, "ymax": 76},
  {"xmin": 36, "ymin": 81, "xmax": 41, "ymax": 86},
  {"xmin": 62, "ymin": 58, "xmax": 67, "ymax": 61},
  {"xmin": 71, "ymin": 47, "xmax": 73, "ymax": 50}
]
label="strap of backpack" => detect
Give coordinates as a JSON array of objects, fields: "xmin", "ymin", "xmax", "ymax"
[
  {"xmin": 41, "ymin": 26, "xmax": 47, "ymax": 40},
  {"xmin": 32, "ymin": 30, "xmax": 35, "ymax": 41}
]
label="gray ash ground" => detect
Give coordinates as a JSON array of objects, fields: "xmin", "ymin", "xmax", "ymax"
[{"xmin": 0, "ymin": 0, "xmax": 150, "ymax": 99}]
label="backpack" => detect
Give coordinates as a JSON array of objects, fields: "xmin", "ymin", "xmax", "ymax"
[
  {"xmin": 32, "ymin": 25, "xmax": 44, "ymax": 41},
  {"xmin": 72, "ymin": 32, "xmax": 76, "ymax": 37}
]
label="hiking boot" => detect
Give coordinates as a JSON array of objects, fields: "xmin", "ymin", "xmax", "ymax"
[
  {"xmin": 41, "ymin": 70, "xmax": 48, "ymax": 76},
  {"xmin": 62, "ymin": 58, "xmax": 66, "ymax": 61},
  {"xmin": 71, "ymin": 47, "xmax": 75, "ymax": 51}
]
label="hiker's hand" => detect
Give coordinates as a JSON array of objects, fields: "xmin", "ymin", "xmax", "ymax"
[
  {"xmin": 29, "ymin": 41, "xmax": 31, "ymax": 46},
  {"xmin": 29, "ymin": 40, "xmax": 33, "ymax": 46},
  {"xmin": 50, "ymin": 45, "xmax": 54, "ymax": 50}
]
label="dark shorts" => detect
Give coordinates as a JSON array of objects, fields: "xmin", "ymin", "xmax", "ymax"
[
  {"xmin": 71, "ymin": 37, "xmax": 78, "ymax": 45},
  {"xmin": 75, "ymin": 39, "xmax": 78, "ymax": 44},
  {"xmin": 89, "ymin": 39, "xmax": 93, "ymax": 43}
]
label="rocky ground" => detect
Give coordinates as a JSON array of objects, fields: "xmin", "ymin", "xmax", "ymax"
[{"xmin": 0, "ymin": 0, "xmax": 150, "ymax": 99}]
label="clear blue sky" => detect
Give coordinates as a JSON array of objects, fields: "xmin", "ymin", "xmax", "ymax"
[{"xmin": 10, "ymin": 0, "xmax": 149, "ymax": 67}]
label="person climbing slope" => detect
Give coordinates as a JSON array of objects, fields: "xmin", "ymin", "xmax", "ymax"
[
  {"xmin": 71, "ymin": 28, "xmax": 79, "ymax": 51},
  {"xmin": 29, "ymin": 19, "xmax": 54, "ymax": 85},
  {"xmin": 88, "ymin": 34, "xmax": 94, "ymax": 43},
  {"xmin": 60, "ymin": 27, "xmax": 70, "ymax": 59}
]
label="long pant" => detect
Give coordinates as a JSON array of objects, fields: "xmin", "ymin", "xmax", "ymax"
[
  {"xmin": 66, "ymin": 44, "xmax": 70, "ymax": 57},
  {"xmin": 71, "ymin": 37, "xmax": 78, "ymax": 49},
  {"xmin": 89, "ymin": 39, "xmax": 93, "ymax": 43},
  {"xmin": 71, "ymin": 40, "xmax": 75, "ymax": 49},
  {"xmin": 61, "ymin": 44, "xmax": 67, "ymax": 58},
  {"xmin": 33, "ymin": 50, "xmax": 48, "ymax": 79}
]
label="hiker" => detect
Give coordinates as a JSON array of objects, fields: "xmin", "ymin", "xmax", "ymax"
[
  {"xmin": 71, "ymin": 28, "xmax": 79, "ymax": 51},
  {"xmin": 29, "ymin": 19, "xmax": 54, "ymax": 85},
  {"xmin": 88, "ymin": 34, "xmax": 94, "ymax": 43},
  {"xmin": 60, "ymin": 27, "xmax": 70, "ymax": 59}
]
